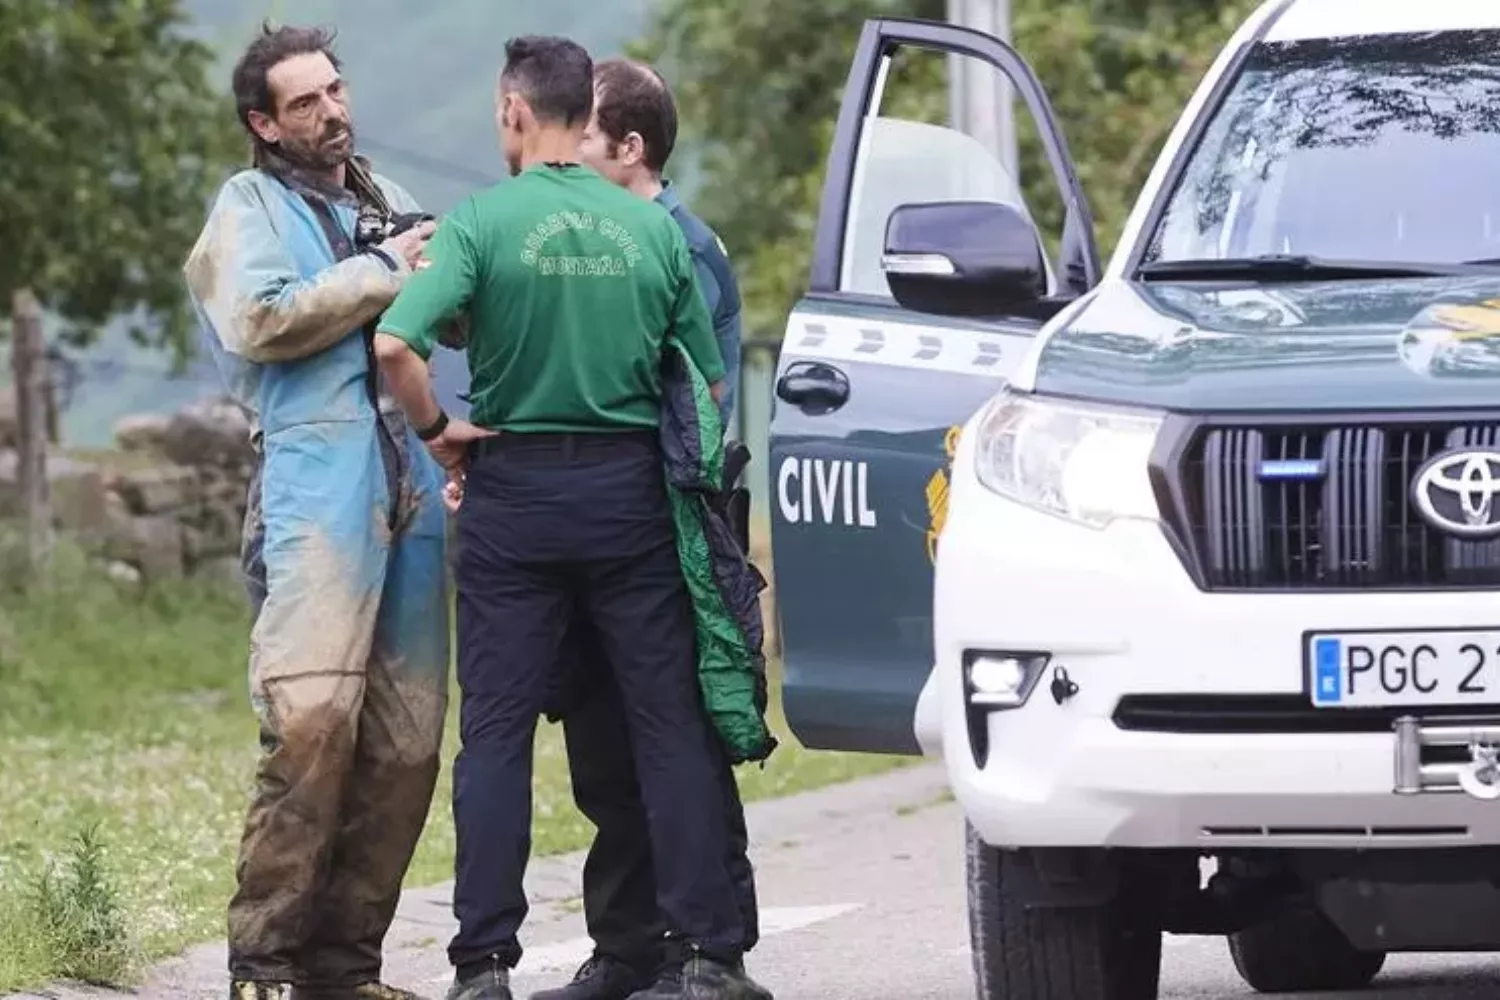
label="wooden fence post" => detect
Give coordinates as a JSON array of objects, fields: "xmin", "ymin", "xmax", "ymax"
[
  {"xmin": 11, "ymin": 289, "xmax": 51, "ymax": 571},
  {"xmin": 44, "ymin": 351, "xmax": 59, "ymax": 446}
]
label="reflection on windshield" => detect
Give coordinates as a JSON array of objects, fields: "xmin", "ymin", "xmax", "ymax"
[{"xmin": 1145, "ymin": 30, "xmax": 1500, "ymax": 266}]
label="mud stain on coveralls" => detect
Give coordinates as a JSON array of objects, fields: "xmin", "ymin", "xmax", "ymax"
[
  {"xmin": 240, "ymin": 263, "xmax": 404, "ymax": 364},
  {"xmin": 296, "ymin": 652, "xmax": 447, "ymax": 986},
  {"xmin": 394, "ymin": 478, "xmax": 429, "ymax": 536},
  {"xmin": 231, "ymin": 527, "xmax": 380, "ymax": 973},
  {"xmin": 183, "ymin": 205, "xmax": 229, "ymax": 315},
  {"xmin": 232, "ymin": 495, "xmax": 449, "ymax": 985},
  {"xmin": 186, "ymin": 190, "xmax": 406, "ymax": 367}
]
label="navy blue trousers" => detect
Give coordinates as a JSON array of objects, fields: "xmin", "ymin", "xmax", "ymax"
[
  {"xmin": 560, "ymin": 630, "xmax": 760, "ymax": 970},
  {"xmin": 447, "ymin": 430, "xmax": 745, "ymax": 971}
]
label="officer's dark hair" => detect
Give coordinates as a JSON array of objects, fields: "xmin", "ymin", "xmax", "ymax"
[
  {"xmin": 231, "ymin": 21, "xmax": 342, "ymax": 132},
  {"xmin": 593, "ymin": 59, "xmax": 678, "ymax": 176},
  {"xmin": 501, "ymin": 35, "xmax": 595, "ymax": 127}
]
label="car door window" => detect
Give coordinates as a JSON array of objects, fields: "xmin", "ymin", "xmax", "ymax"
[{"xmin": 840, "ymin": 48, "xmax": 1059, "ymax": 299}]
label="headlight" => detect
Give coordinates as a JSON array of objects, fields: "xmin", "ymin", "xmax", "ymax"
[{"xmin": 972, "ymin": 390, "xmax": 1164, "ymax": 529}]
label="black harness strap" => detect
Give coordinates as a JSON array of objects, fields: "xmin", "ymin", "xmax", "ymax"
[{"xmin": 284, "ymin": 179, "xmax": 405, "ymax": 532}]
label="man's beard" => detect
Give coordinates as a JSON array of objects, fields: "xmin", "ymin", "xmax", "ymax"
[{"xmin": 279, "ymin": 119, "xmax": 356, "ymax": 172}]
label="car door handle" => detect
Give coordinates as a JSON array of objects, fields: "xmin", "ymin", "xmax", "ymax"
[{"xmin": 776, "ymin": 361, "xmax": 850, "ymax": 409}]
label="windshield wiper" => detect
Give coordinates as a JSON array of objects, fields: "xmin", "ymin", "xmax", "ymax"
[{"xmin": 1138, "ymin": 254, "xmax": 1489, "ymax": 282}]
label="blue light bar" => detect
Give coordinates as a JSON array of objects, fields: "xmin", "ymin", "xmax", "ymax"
[{"xmin": 1257, "ymin": 458, "xmax": 1326, "ymax": 481}]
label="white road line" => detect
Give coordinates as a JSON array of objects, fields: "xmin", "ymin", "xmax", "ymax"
[
  {"xmin": 756, "ymin": 903, "xmax": 863, "ymax": 935},
  {"xmin": 429, "ymin": 904, "xmax": 866, "ymax": 984}
]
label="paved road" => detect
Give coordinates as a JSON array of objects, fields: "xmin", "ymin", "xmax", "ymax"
[{"xmin": 13, "ymin": 764, "xmax": 1500, "ymax": 999}]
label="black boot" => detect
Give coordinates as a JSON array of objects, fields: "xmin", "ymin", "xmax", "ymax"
[
  {"xmin": 445, "ymin": 957, "xmax": 514, "ymax": 1000},
  {"xmin": 624, "ymin": 954, "xmax": 763, "ymax": 1000},
  {"xmin": 726, "ymin": 961, "xmax": 773, "ymax": 1000},
  {"xmin": 528, "ymin": 955, "xmax": 653, "ymax": 1000},
  {"xmin": 230, "ymin": 983, "xmax": 293, "ymax": 1000}
]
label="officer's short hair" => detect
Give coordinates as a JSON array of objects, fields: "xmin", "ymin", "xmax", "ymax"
[
  {"xmin": 231, "ymin": 22, "xmax": 341, "ymax": 131},
  {"xmin": 502, "ymin": 35, "xmax": 595, "ymax": 127},
  {"xmin": 593, "ymin": 59, "xmax": 678, "ymax": 176}
]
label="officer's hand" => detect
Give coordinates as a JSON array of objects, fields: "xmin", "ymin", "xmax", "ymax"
[
  {"xmin": 383, "ymin": 220, "xmax": 437, "ymax": 270},
  {"xmin": 424, "ymin": 418, "xmax": 496, "ymax": 477}
]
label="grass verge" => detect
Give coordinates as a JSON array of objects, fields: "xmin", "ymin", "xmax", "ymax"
[{"xmin": 0, "ymin": 541, "xmax": 910, "ymax": 993}]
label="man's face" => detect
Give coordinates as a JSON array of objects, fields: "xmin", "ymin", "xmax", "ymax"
[
  {"xmin": 251, "ymin": 51, "xmax": 353, "ymax": 170},
  {"xmin": 578, "ymin": 91, "xmax": 628, "ymax": 186}
]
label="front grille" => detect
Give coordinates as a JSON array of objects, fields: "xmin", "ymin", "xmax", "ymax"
[
  {"xmin": 1165, "ymin": 418, "xmax": 1500, "ymax": 590},
  {"xmin": 1113, "ymin": 694, "xmax": 1500, "ymax": 733}
]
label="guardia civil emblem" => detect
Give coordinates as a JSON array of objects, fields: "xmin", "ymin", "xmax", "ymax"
[{"xmin": 926, "ymin": 426, "xmax": 962, "ymax": 564}]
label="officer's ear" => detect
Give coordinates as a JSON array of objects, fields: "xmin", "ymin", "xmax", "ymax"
[
  {"xmin": 621, "ymin": 131, "xmax": 648, "ymax": 169},
  {"xmin": 498, "ymin": 91, "xmax": 532, "ymax": 133}
]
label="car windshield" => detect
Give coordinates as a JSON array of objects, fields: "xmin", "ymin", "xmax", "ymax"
[{"xmin": 1142, "ymin": 29, "xmax": 1500, "ymax": 269}]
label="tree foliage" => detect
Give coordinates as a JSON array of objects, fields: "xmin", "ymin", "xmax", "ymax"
[
  {"xmin": 0, "ymin": 0, "xmax": 242, "ymax": 361},
  {"xmin": 633, "ymin": 0, "xmax": 1260, "ymax": 339}
]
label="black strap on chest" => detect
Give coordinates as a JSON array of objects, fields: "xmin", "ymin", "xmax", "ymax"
[
  {"xmin": 304, "ymin": 197, "xmax": 355, "ymax": 262},
  {"xmin": 277, "ymin": 171, "xmax": 405, "ymax": 529},
  {"xmin": 299, "ymin": 196, "xmax": 384, "ymax": 401}
]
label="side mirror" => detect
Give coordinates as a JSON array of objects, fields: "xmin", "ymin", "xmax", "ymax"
[{"xmin": 881, "ymin": 201, "xmax": 1048, "ymax": 318}]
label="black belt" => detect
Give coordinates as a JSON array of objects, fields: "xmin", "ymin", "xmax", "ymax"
[{"xmin": 467, "ymin": 428, "xmax": 657, "ymax": 463}]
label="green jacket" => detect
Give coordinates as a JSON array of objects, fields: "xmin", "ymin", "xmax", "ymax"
[{"xmin": 659, "ymin": 336, "xmax": 779, "ymax": 765}]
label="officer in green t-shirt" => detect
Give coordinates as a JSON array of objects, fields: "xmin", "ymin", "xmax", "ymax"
[{"xmin": 371, "ymin": 35, "xmax": 753, "ymax": 1000}]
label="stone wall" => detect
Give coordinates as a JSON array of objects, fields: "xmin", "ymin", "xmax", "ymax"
[
  {"xmin": 0, "ymin": 393, "xmax": 783, "ymax": 658},
  {"xmin": 0, "ymin": 397, "xmax": 255, "ymax": 587}
]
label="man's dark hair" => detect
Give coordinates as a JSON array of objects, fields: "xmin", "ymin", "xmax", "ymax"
[
  {"xmin": 501, "ymin": 35, "xmax": 595, "ymax": 127},
  {"xmin": 593, "ymin": 59, "xmax": 678, "ymax": 176},
  {"xmin": 231, "ymin": 22, "xmax": 341, "ymax": 132}
]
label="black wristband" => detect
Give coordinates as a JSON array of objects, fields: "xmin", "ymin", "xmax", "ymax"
[{"xmin": 416, "ymin": 410, "xmax": 449, "ymax": 441}]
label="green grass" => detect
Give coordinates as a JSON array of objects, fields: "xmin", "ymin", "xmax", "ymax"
[{"xmin": 0, "ymin": 540, "xmax": 908, "ymax": 993}]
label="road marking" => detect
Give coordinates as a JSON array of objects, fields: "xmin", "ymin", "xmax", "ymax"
[
  {"xmin": 757, "ymin": 902, "xmax": 863, "ymax": 934},
  {"xmin": 430, "ymin": 904, "xmax": 864, "ymax": 983}
]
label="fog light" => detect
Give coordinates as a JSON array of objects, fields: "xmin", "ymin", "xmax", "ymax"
[{"xmin": 965, "ymin": 652, "xmax": 1047, "ymax": 708}]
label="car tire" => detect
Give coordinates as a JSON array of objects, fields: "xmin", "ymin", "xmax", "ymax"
[
  {"xmin": 966, "ymin": 824, "xmax": 1162, "ymax": 1000},
  {"xmin": 1228, "ymin": 910, "xmax": 1386, "ymax": 993}
]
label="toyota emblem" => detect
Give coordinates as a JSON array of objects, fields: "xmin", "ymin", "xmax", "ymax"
[{"xmin": 1412, "ymin": 448, "xmax": 1500, "ymax": 538}]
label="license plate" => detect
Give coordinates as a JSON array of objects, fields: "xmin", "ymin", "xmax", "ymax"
[{"xmin": 1306, "ymin": 628, "xmax": 1500, "ymax": 708}]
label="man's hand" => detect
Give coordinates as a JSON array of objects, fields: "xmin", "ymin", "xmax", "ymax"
[
  {"xmin": 424, "ymin": 418, "xmax": 497, "ymax": 478},
  {"xmin": 442, "ymin": 478, "xmax": 464, "ymax": 514},
  {"xmin": 382, "ymin": 220, "xmax": 437, "ymax": 271}
]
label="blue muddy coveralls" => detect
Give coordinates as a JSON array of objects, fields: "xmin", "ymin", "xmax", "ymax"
[{"xmin": 182, "ymin": 157, "xmax": 451, "ymax": 989}]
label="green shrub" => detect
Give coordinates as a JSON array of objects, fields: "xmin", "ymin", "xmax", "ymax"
[
  {"xmin": 0, "ymin": 826, "xmax": 140, "ymax": 988},
  {"xmin": 31, "ymin": 826, "xmax": 137, "ymax": 984}
]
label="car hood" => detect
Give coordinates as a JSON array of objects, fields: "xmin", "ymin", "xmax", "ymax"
[{"xmin": 1030, "ymin": 275, "xmax": 1500, "ymax": 412}]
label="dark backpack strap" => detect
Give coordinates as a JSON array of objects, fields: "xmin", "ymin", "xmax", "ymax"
[
  {"xmin": 304, "ymin": 195, "xmax": 355, "ymax": 263},
  {"xmin": 262, "ymin": 163, "xmax": 371, "ymax": 264}
]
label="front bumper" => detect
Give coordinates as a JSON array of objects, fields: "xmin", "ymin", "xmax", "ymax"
[{"xmin": 934, "ymin": 428, "xmax": 1500, "ymax": 852}]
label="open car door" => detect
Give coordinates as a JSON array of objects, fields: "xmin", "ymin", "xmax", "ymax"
[{"xmin": 769, "ymin": 17, "xmax": 1101, "ymax": 754}]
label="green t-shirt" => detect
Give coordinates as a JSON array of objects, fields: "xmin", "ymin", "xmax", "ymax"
[{"xmin": 377, "ymin": 163, "xmax": 726, "ymax": 432}]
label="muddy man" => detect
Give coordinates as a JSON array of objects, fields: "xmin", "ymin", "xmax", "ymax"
[{"xmin": 182, "ymin": 23, "xmax": 451, "ymax": 1000}]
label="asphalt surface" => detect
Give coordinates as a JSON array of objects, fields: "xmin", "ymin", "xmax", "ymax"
[{"xmin": 12, "ymin": 763, "xmax": 1500, "ymax": 999}]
